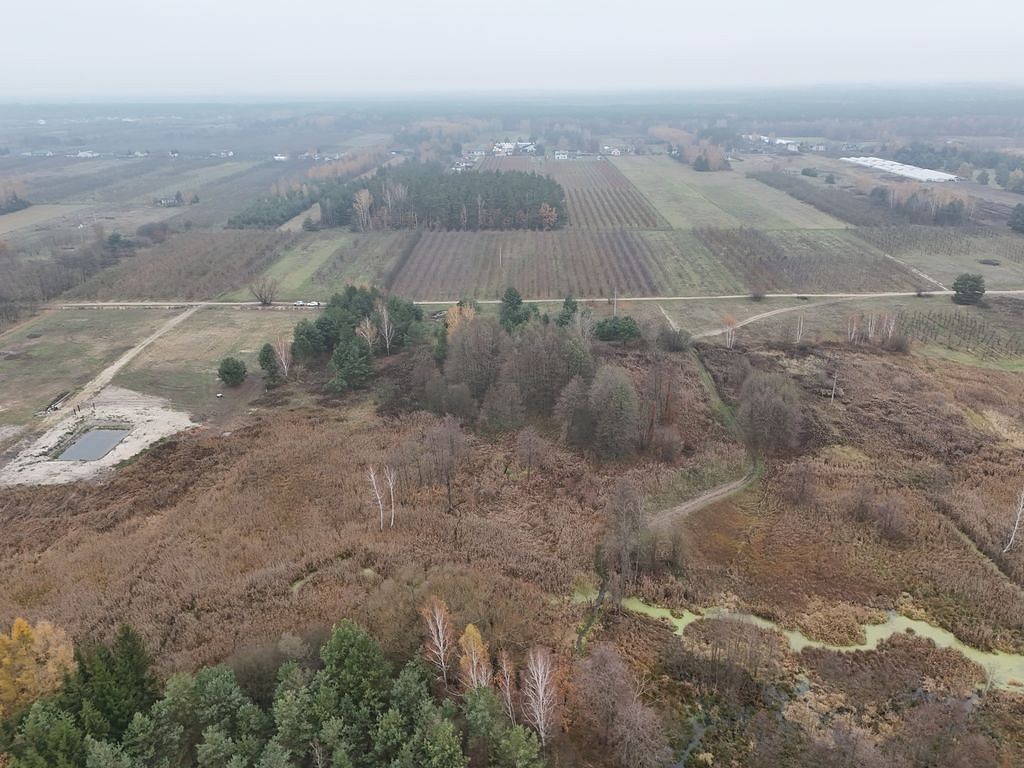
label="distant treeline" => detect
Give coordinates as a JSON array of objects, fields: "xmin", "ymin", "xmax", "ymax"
[
  {"xmin": 229, "ymin": 164, "xmax": 567, "ymax": 232},
  {"xmin": 891, "ymin": 141, "xmax": 1024, "ymax": 191},
  {"xmin": 749, "ymin": 171, "xmax": 970, "ymax": 227}
]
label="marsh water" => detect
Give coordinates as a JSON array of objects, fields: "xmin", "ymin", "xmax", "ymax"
[
  {"xmin": 58, "ymin": 428, "xmax": 130, "ymax": 461},
  {"xmin": 580, "ymin": 594, "xmax": 1024, "ymax": 689}
]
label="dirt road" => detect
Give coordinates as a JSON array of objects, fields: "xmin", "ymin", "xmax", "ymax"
[
  {"xmin": 41, "ymin": 304, "xmax": 200, "ymax": 427},
  {"xmin": 647, "ymin": 464, "xmax": 758, "ymax": 530},
  {"xmin": 55, "ymin": 287, "xmax": 1024, "ymax": 312}
]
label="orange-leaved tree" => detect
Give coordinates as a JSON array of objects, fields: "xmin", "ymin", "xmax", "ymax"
[{"xmin": 0, "ymin": 618, "xmax": 76, "ymax": 719}]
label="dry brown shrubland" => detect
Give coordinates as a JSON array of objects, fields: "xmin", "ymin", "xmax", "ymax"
[
  {"xmin": 675, "ymin": 347, "xmax": 1024, "ymax": 654},
  {"xmin": 0, "ymin": 363, "xmax": 726, "ymax": 675}
]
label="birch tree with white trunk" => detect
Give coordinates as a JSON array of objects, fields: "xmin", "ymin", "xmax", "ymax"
[
  {"xmin": 421, "ymin": 596, "xmax": 455, "ymax": 689},
  {"xmin": 383, "ymin": 464, "xmax": 397, "ymax": 528},
  {"xmin": 521, "ymin": 646, "xmax": 557, "ymax": 747},
  {"xmin": 368, "ymin": 465, "xmax": 385, "ymax": 531},
  {"xmin": 1003, "ymin": 487, "xmax": 1024, "ymax": 554}
]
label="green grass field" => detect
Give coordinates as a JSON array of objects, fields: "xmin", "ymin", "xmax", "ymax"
[
  {"xmin": 221, "ymin": 230, "xmax": 411, "ymax": 301},
  {"xmin": 114, "ymin": 308, "xmax": 305, "ymax": 415},
  {"xmin": 612, "ymin": 155, "xmax": 847, "ymax": 230},
  {"xmin": 0, "ymin": 309, "xmax": 179, "ymax": 425}
]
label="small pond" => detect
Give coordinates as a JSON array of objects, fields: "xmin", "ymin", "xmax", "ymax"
[{"xmin": 58, "ymin": 429, "xmax": 130, "ymax": 461}]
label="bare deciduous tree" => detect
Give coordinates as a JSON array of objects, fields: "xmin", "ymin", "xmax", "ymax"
[
  {"xmin": 273, "ymin": 333, "xmax": 292, "ymax": 379},
  {"xmin": 250, "ymin": 276, "xmax": 279, "ymax": 306},
  {"xmin": 383, "ymin": 464, "xmax": 397, "ymax": 528},
  {"xmin": 723, "ymin": 314, "xmax": 738, "ymax": 349},
  {"xmin": 356, "ymin": 315, "xmax": 379, "ymax": 350},
  {"xmin": 846, "ymin": 313, "xmax": 860, "ymax": 343},
  {"xmin": 495, "ymin": 650, "xmax": 518, "ymax": 724},
  {"xmin": 521, "ymin": 646, "xmax": 557, "ymax": 747},
  {"xmin": 352, "ymin": 188, "xmax": 373, "ymax": 231},
  {"xmin": 515, "ymin": 427, "xmax": 547, "ymax": 484},
  {"xmin": 421, "ymin": 597, "xmax": 455, "ymax": 689},
  {"xmin": 1003, "ymin": 487, "xmax": 1024, "ymax": 553},
  {"xmin": 423, "ymin": 416, "xmax": 467, "ymax": 515},
  {"xmin": 573, "ymin": 307, "xmax": 596, "ymax": 341},
  {"xmin": 458, "ymin": 624, "xmax": 492, "ymax": 691},
  {"xmin": 575, "ymin": 642, "xmax": 671, "ymax": 768},
  {"xmin": 377, "ymin": 301, "xmax": 396, "ymax": 355},
  {"xmin": 368, "ymin": 465, "xmax": 385, "ymax": 531},
  {"xmin": 793, "ymin": 314, "xmax": 805, "ymax": 345}
]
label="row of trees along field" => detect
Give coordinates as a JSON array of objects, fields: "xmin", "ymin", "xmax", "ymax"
[
  {"xmin": 230, "ymin": 165, "xmax": 566, "ymax": 232},
  {"xmin": 748, "ymin": 171, "xmax": 972, "ymax": 226},
  {"xmin": 1, "ymin": 602, "xmax": 671, "ymax": 768}
]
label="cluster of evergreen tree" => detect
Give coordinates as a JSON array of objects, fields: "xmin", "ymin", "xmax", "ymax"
[
  {"xmin": 226, "ymin": 190, "xmax": 312, "ymax": 229},
  {"xmin": 287, "ymin": 286, "xmax": 422, "ymax": 393},
  {"xmin": 229, "ymin": 165, "xmax": 566, "ymax": 231},
  {"xmin": 3, "ymin": 622, "xmax": 542, "ymax": 768},
  {"xmin": 319, "ymin": 165, "xmax": 566, "ymax": 231}
]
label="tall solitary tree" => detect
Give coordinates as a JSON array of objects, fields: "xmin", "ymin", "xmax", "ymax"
[
  {"xmin": 249, "ymin": 277, "xmax": 279, "ymax": 306},
  {"xmin": 499, "ymin": 288, "xmax": 530, "ymax": 332},
  {"xmin": 218, "ymin": 357, "xmax": 247, "ymax": 387}
]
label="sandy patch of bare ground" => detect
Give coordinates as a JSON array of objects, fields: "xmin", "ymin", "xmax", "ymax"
[{"xmin": 0, "ymin": 386, "xmax": 194, "ymax": 486}]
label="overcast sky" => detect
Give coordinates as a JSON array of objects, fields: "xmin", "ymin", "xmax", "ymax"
[{"xmin": 5, "ymin": 0, "xmax": 1022, "ymax": 100}]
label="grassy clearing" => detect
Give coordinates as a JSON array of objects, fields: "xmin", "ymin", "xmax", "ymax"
[
  {"xmin": 114, "ymin": 307, "xmax": 304, "ymax": 416},
  {"xmin": 612, "ymin": 155, "xmax": 845, "ymax": 229},
  {"xmin": 0, "ymin": 308, "xmax": 178, "ymax": 425}
]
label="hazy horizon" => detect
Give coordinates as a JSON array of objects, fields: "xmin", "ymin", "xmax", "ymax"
[{"xmin": 7, "ymin": 0, "xmax": 1023, "ymax": 101}]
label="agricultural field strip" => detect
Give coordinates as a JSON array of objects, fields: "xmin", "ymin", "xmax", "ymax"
[{"xmin": 611, "ymin": 155, "xmax": 845, "ymax": 230}]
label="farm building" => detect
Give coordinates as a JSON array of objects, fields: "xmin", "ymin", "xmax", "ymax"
[{"xmin": 841, "ymin": 156, "xmax": 959, "ymax": 182}]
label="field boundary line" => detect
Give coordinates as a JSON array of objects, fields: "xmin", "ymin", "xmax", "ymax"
[{"xmin": 50, "ymin": 287, "xmax": 1024, "ymax": 310}]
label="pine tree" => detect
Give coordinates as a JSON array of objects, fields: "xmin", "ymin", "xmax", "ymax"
[
  {"xmin": 258, "ymin": 343, "xmax": 280, "ymax": 387},
  {"xmin": 329, "ymin": 336, "xmax": 374, "ymax": 392}
]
